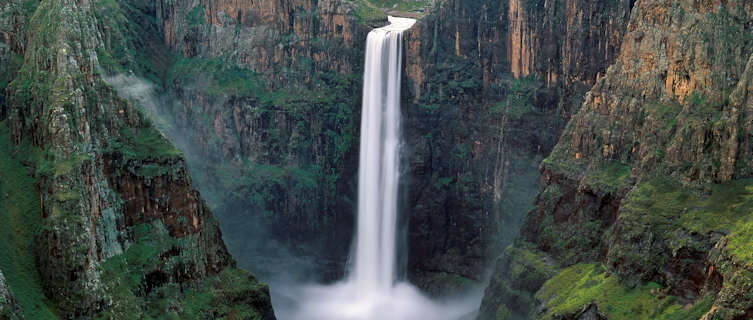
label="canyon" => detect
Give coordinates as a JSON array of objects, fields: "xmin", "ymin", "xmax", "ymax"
[{"xmin": 0, "ymin": 0, "xmax": 751, "ymax": 319}]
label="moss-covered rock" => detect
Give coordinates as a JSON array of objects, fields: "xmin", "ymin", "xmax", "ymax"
[
  {"xmin": 605, "ymin": 177, "xmax": 753, "ymax": 298},
  {"xmin": 478, "ymin": 242, "xmax": 559, "ymax": 320},
  {"xmin": 533, "ymin": 263, "xmax": 714, "ymax": 320},
  {"xmin": 481, "ymin": 0, "xmax": 753, "ymax": 318},
  {"xmin": 0, "ymin": 270, "xmax": 23, "ymax": 319}
]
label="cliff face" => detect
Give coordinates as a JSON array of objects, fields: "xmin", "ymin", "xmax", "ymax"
[
  {"xmin": 146, "ymin": 0, "xmax": 634, "ymax": 294},
  {"xmin": 0, "ymin": 271, "xmax": 22, "ymax": 319},
  {"xmin": 479, "ymin": 0, "xmax": 753, "ymax": 319},
  {"xmin": 145, "ymin": 0, "xmax": 632, "ymax": 293},
  {"xmin": 0, "ymin": 0, "xmax": 274, "ymax": 318},
  {"xmin": 147, "ymin": 0, "xmax": 373, "ymax": 280},
  {"xmin": 399, "ymin": 0, "xmax": 632, "ymax": 290},
  {"xmin": 157, "ymin": 0, "xmax": 362, "ymax": 84}
]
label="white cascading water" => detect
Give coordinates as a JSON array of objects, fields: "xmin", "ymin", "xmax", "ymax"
[
  {"xmin": 353, "ymin": 15, "xmax": 413, "ymax": 296},
  {"xmin": 282, "ymin": 17, "xmax": 480, "ymax": 320}
]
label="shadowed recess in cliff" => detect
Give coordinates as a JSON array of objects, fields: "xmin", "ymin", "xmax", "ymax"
[{"xmin": 272, "ymin": 16, "xmax": 481, "ymax": 320}]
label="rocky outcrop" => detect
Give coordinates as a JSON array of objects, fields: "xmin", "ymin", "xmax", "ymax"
[
  {"xmin": 399, "ymin": 0, "xmax": 633, "ymax": 291},
  {"xmin": 0, "ymin": 271, "xmax": 22, "ymax": 319},
  {"xmin": 480, "ymin": 0, "xmax": 753, "ymax": 318},
  {"xmin": 0, "ymin": 0, "xmax": 275, "ymax": 317},
  {"xmin": 549, "ymin": 0, "xmax": 753, "ymax": 183},
  {"xmin": 157, "ymin": 0, "xmax": 365, "ymax": 86}
]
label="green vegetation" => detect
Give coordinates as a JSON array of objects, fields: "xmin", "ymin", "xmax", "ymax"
[
  {"xmin": 418, "ymin": 55, "xmax": 482, "ymax": 106},
  {"xmin": 540, "ymin": 122, "xmax": 585, "ymax": 178},
  {"xmin": 351, "ymin": 0, "xmax": 428, "ymax": 22},
  {"xmin": 167, "ymin": 56, "xmax": 264, "ymax": 97},
  {"xmin": 210, "ymin": 162, "xmax": 323, "ymax": 230},
  {"xmin": 684, "ymin": 91, "xmax": 725, "ymax": 125},
  {"xmin": 142, "ymin": 268, "xmax": 266, "ymax": 319},
  {"xmin": 540, "ymin": 184, "xmax": 562, "ymax": 204},
  {"xmin": 0, "ymin": 52, "xmax": 24, "ymax": 89},
  {"xmin": 538, "ymin": 213, "xmax": 602, "ymax": 263},
  {"xmin": 108, "ymin": 127, "xmax": 182, "ymax": 161},
  {"xmin": 0, "ymin": 122, "xmax": 60, "ymax": 319},
  {"xmin": 165, "ymin": 60, "xmax": 360, "ymax": 227},
  {"xmin": 582, "ymin": 161, "xmax": 631, "ymax": 193},
  {"xmin": 93, "ymin": 0, "xmax": 166, "ymax": 83},
  {"xmin": 363, "ymin": 0, "xmax": 428, "ymax": 12},
  {"xmin": 620, "ymin": 176, "xmax": 753, "ymax": 266},
  {"xmin": 536, "ymin": 263, "xmax": 714, "ymax": 320},
  {"xmin": 728, "ymin": 215, "xmax": 753, "ymax": 265},
  {"xmin": 186, "ymin": 5, "xmax": 206, "ymax": 27},
  {"xmin": 505, "ymin": 243, "xmax": 559, "ymax": 283},
  {"xmin": 487, "ymin": 242, "xmax": 559, "ymax": 318},
  {"xmin": 352, "ymin": 0, "xmax": 387, "ymax": 22},
  {"xmin": 495, "ymin": 304, "xmax": 512, "ymax": 320},
  {"xmin": 54, "ymin": 153, "xmax": 90, "ymax": 177},
  {"xmin": 540, "ymin": 146, "xmax": 584, "ymax": 179},
  {"xmin": 492, "ymin": 76, "xmax": 538, "ymax": 120},
  {"xmin": 97, "ymin": 222, "xmax": 268, "ymax": 319},
  {"xmin": 135, "ymin": 163, "xmax": 170, "ymax": 177},
  {"xmin": 642, "ymin": 101, "xmax": 681, "ymax": 132}
]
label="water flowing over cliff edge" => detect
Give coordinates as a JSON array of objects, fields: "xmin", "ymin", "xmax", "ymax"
[{"xmin": 272, "ymin": 16, "xmax": 480, "ymax": 320}]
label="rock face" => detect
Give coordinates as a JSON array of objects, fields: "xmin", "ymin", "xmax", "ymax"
[
  {"xmin": 157, "ymin": 0, "xmax": 363, "ymax": 84},
  {"xmin": 479, "ymin": 0, "xmax": 753, "ymax": 319},
  {"xmin": 399, "ymin": 0, "xmax": 633, "ymax": 290},
  {"xmin": 0, "ymin": 0, "xmax": 275, "ymax": 318},
  {"xmin": 149, "ymin": 0, "xmax": 634, "ymax": 293},
  {"xmin": 147, "ymin": 0, "xmax": 378, "ymax": 280},
  {"xmin": 0, "ymin": 271, "xmax": 22, "ymax": 319}
]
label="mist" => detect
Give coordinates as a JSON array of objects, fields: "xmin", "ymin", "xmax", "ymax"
[
  {"xmin": 272, "ymin": 281, "xmax": 484, "ymax": 320},
  {"xmin": 103, "ymin": 73, "xmax": 352, "ymax": 283},
  {"xmin": 104, "ymin": 72, "xmax": 487, "ymax": 320}
]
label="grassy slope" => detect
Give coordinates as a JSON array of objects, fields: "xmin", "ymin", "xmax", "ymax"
[
  {"xmin": 532, "ymin": 176, "xmax": 753, "ymax": 318},
  {"xmin": 536, "ymin": 263, "xmax": 713, "ymax": 320},
  {"xmin": 0, "ymin": 122, "xmax": 60, "ymax": 319},
  {"xmin": 622, "ymin": 176, "xmax": 753, "ymax": 266}
]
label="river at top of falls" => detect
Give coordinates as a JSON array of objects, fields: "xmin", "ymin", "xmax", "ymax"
[{"xmin": 272, "ymin": 17, "xmax": 481, "ymax": 320}]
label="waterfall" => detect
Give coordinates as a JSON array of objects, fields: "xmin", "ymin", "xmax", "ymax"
[
  {"xmin": 353, "ymin": 15, "xmax": 415, "ymax": 296},
  {"xmin": 283, "ymin": 17, "xmax": 480, "ymax": 320}
]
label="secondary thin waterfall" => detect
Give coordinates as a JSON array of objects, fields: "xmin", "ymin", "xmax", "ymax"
[{"xmin": 353, "ymin": 15, "xmax": 415, "ymax": 295}]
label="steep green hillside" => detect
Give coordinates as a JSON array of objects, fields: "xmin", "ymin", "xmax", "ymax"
[
  {"xmin": 0, "ymin": 0, "xmax": 276, "ymax": 317},
  {"xmin": 479, "ymin": 0, "xmax": 753, "ymax": 319},
  {"xmin": 0, "ymin": 123, "xmax": 59, "ymax": 319}
]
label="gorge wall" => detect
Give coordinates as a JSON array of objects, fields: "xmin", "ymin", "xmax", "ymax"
[
  {"xmin": 0, "ymin": 0, "xmax": 274, "ymax": 318},
  {"xmin": 147, "ymin": 0, "xmax": 634, "ymax": 294},
  {"xmin": 2, "ymin": 0, "xmax": 750, "ymax": 319},
  {"xmin": 399, "ymin": 0, "xmax": 634, "ymax": 290},
  {"xmin": 150, "ymin": 0, "xmax": 373, "ymax": 280},
  {"xmin": 479, "ymin": 0, "xmax": 753, "ymax": 319}
]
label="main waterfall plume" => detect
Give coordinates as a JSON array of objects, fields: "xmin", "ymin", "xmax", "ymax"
[
  {"xmin": 353, "ymin": 15, "xmax": 412, "ymax": 295},
  {"xmin": 278, "ymin": 17, "xmax": 479, "ymax": 320}
]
